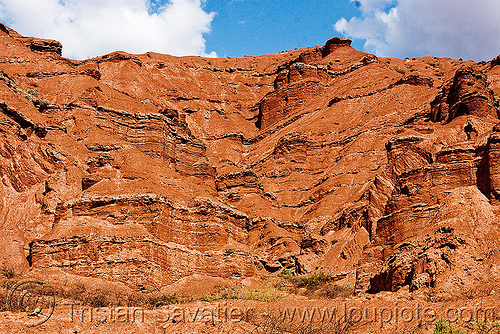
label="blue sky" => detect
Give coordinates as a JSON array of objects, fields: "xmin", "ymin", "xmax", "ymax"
[
  {"xmin": 0, "ymin": 0, "xmax": 500, "ymax": 61},
  {"xmin": 202, "ymin": 0, "xmax": 362, "ymax": 57}
]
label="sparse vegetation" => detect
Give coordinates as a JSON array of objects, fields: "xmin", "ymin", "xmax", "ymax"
[
  {"xmin": 465, "ymin": 317, "xmax": 500, "ymax": 334},
  {"xmin": 277, "ymin": 270, "xmax": 354, "ymax": 299},
  {"xmin": 199, "ymin": 284, "xmax": 286, "ymax": 303},
  {"xmin": 14, "ymin": 86, "xmax": 50, "ymax": 111},
  {"xmin": 433, "ymin": 319, "xmax": 466, "ymax": 334},
  {"xmin": 293, "ymin": 271, "xmax": 331, "ymax": 289},
  {"xmin": 59, "ymin": 282, "xmax": 181, "ymax": 308},
  {"xmin": 146, "ymin": 293, "xmax": 180, "ymax": 307},
  {"xmin": 38, "ymin": 98, "xmax": 50, "ymax": 110},
  {"xmin": 0, "ymin": 72, "xmax": 51, "ymax": 111},
  {"xmin": 394, "ymin": 66, "xmax": 406, "ymax": 74},
  {"xmin": 249, "ymin": 309, "xmax": 356, "ymax": 334}
]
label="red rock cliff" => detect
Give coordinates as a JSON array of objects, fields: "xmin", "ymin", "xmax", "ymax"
[{"xmin": 1, "ymin": 23, "xmax": 500, "ymax": 295}]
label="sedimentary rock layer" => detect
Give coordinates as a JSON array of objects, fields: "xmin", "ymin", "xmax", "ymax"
[{"xmin": 1, "ymin": 23, "xmax": 500, "ymax": 294}]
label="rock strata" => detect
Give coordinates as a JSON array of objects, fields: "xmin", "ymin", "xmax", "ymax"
[{"xmin": 1, "ymin": 25, "xmax": 500, "ymax": 296}]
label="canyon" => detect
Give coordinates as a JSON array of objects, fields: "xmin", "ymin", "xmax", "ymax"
[{"xmin": 1, "ymin": 22, "xmax": 500, "ymax": 333}]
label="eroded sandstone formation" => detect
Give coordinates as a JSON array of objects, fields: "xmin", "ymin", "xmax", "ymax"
[{"xmin": 1, "ymin": 23, "xmax": 500, "ymax": 296}]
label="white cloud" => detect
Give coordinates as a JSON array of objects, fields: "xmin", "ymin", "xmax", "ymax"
[
  {"xmin": 335, "ymin": 0, "xmax": 500, "ymax": 61},
  {"xmin": 0, "ymin": 0, "xmax": 216, "ymax": 59}
]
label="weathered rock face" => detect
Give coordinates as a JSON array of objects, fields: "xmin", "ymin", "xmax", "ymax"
[
  {"xmin": 1, "ymin": 24, "xmax": 500, "ymax": 295},
  {"xmin": 431, "ymin": 66, "xmax": 498, "ymax": 122}
]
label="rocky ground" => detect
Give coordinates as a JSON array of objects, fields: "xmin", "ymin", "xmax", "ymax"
[{"xmin": 1, "ymin": 21, "xmax": 500, "ymax": 333}]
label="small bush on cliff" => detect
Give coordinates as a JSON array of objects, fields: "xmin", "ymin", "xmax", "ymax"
[
  {"xmin": 38, "ymin": 99, "xmax": 50, "ymax": 111},
  {"xmin": 277, "ymin": 270, "xmax": 354, "ymax": 299},
  {"xmin": 297, "ymin": 271, "xmax": 331, "ymax": 289},
  {"xmin": 277, "ymin": 268, "xmax": 294, "ymax": 280},
  {"xmin": 433, "ymin": 319, "xmax": 466, "ymax": 334},
  {"xmin": 12, "ymin": 87, "xmax": 51, "ymax": 111},
  {"xmin": 283, "ymin": 271, "xmax": 331, "ymax": 289}
]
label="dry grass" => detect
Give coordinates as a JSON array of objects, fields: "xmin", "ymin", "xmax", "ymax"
[
  {"xmin": 59, "ymin": 282, "xmax": 181, "ymax": 308},
  {"xmin": 249, "ymin": 309, "xmax": 356, "ymax": 334},
  {"xmin": 200, "ymin": 284, "xmax": 286, "ymax": 303},
  {"xmin": 277, "ymin": 270, "xmax": 355, "ymax": 300},
  {"xmin": 0, "ymin": 71, "xmax": 50, "ymax": 111},
  {"xmin": 0, "ymin": 278, "xmax": 182, "ymax": 312},
  {"xmin": 198, "ymin": 270, "xmax": 354, "ymax": 303},
  {"xmin": 433, "ymin": 319, "xmax": 466, "ymax": 334}
]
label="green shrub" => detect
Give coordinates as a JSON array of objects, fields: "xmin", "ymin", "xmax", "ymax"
[
  {"xmin": 278, "ymin": 268, "xmax": 294, "ymax": 280},
  {"xmin": 277, "ymin": 270, "xmax": 354, "ymax": 300},
  {"xmin": 278, "ymin": 270, "xmax": 331, "ymax": 289},
  {"xmin": 25, "ymin": 88, "xmax": 39, "ymax": 99},
  {"xmin": 295, "ymin": 271, "xmax": 331, "ymax": 289},
  {"xmin": 433, "ymin": 319, "xmax": 466, "ymax": 334},
  {"xmin": 38, "ymin": 99, "xmax": 50, "ymax": 110}
]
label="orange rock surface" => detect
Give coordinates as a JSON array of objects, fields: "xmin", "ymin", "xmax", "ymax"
[{"xmin": 1, "ymin": 21, "xmax": 500, "ymax": 311}]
